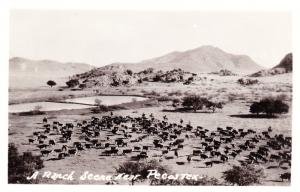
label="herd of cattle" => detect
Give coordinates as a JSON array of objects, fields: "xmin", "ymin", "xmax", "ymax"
[{"xmin": 27, "ymin": 112, "xmax": 291, "ymax": 182}]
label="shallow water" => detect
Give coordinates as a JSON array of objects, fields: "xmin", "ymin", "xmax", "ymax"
[
  {"xmin": 65, "ymin": 95, "xmax": 147, "ymax": 105},
  {"xmin": 9, "ymin": 101, "xmax": 93, "ymax": 113}
]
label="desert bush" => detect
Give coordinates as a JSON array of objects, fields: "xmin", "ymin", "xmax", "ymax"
[
  {"xmin": 249, "ymin": 97, "xmax": 289, "ymax": 116},
  {"xmin": 153, "ymin": 75, "xmax": 162, "ymax": 82},
  {"xmin": 8, "ymin": 143, "xmax": 44, "ymax": 184},
  {"xmin": 238, "ymin": 78, "xmax": 259, "ymax": 86},
  {"xmin": 91, "ymin": 105, "xmax": 110, "ymax": 113},
  {"xmin": 66, "ymin": 79, "xmax": 79, "ymax": 88},
  {"xmin": 276, "ymin": 94, "xmax": 288, "ymax": 101},
  {"xmin": 79, "ymin": 83, "xmax": 87, "ymax": 89},
  {"xmin": 222, "ymin": 165, "xmax": 265, "ymax": 186},
  {"xmin": 182, "ymin": 95, "xmax": 209, "ymax": 112},
  {"xmin": 46, "ymin": 80, "xmax": 56, "ymax": 87},
  {"xmin": 111, "ymin": 79, "xmax": 120, "ymax": 87},
  {"xmin": 151, "ymin": 175, "xmax": 220, "ymax": 186},
  {"xmin": 157, "ymin": 96, "xmax": 174, "ymax": 102}
]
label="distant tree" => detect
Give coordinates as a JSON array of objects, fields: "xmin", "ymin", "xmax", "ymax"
[
  {"xmin": 66, "ymin": 79, "xmax": 79, "ymax": 88},
  {"xmin": 94, "ymin": 98, "xmax": 102, "ymax": 106},
  {"xmin": 126, "ymin": 69, "xmax": 133, "ymax": 76},
  {"xmin": 222, "ymin": 165, "xmax": 265, "ymax": 186},
  {"xmin": 8, "ymin": 143, "xmax": 44, "ymax": 184},
  {"xmin": 46, "ymin": 80, "xmax": 56, "ymax": 87},
  {"xmin": 249, "ymin": 102, "xmax": 264, "ymax": 115},
  {"xmin": 249, "ymin": 98, "xmax": 289, "ymax": 116}
]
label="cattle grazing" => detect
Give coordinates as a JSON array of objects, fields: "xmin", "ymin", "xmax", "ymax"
[
  {"xmin": 200, "ymin": 154, "xmax": 208, "ymax": 159},
  {"xmin": 49, "ymin": 139, "xmax": 55, "ymax": 145},
  {"xmin": 187, "ymin": 155, "xmax": 191, "ymax": 163},
  {"xmin": 68, "ymin": 148, "xmax": 77, "ymax": 155},
  {"xmin": 37, "ymin": 144, "xmax": 49, "ymax": 149},
  {"xmin": 220, "ymin": 154, "xmax": 229, "ymax": 162},
  {"xmin": 41, "ymin": 149, "xmax": 52, "ymax": 156},
  {"xmin": 205, "ymin": 161, "xmax": 213, "ymax": 167},
  {"xmin": 280, "ymin": 173, "xmax": 291, "ymax": 181},
  {"xmin": 62, "ymin": 145, "xmax": 68, "ymax": 151}
]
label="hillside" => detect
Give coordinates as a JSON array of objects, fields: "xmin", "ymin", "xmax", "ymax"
[
  {"xmin": 250, "ymin": 53, "xmax": 292, "ymax": 77},
  {"xmin": 9, "ymin": 57, "xmax": 94, "ymax": 88},
  {"xmin": 100, "ymin": 46, "xmax": 263, "ymax": 75}
]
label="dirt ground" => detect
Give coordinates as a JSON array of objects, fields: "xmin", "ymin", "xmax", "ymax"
[{"xmin": 8, "ymin": 73, "xmax": 292, "ymax": 185}]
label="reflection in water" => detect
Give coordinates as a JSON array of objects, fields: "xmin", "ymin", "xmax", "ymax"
[{"xmin": 9, "ymin": 96, "xmax": 147, "ymax": 113}]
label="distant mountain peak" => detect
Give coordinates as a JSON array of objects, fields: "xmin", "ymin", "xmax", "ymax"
[
  {"xmin": 250, "ymin": 53, "xmax": 292, "ymax": 77},
  {"xmin": 99, "ymin": 45, "xmax": 263, "ymax": 75}
]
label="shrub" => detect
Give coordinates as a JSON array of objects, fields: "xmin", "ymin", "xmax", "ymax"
[
  {"xmin": 182, "ymin": 95, "xmax": 208, "ymax": 112},
  {"xmin": 91, "ymin": 105, "xmax": 109, "ymax": 113},
  {"xmin": 153, "ymin": 75, "xmax": 162, "ymax": 82},
  {"xmin": 205, "ymin": 101, "xmax": 223, "ymax": 112},
  {"xmin": 122, "ymin": 80, "xmax": 130, "ymax": 85},
  {"xmin": 79, "ymin": 83, "xmax": 87, "ymax": 89},
  {"xmin": 66, "ymin": 79, "xmax": 79, "ymax": 88},
  {"xmin": 8, "ymin": 143, "xmax": 44, "ymax": 183},
  {"xmin": 249, "ymin": 97, "xmax": 289, "ymax": 116},
  {"xmin": 222, "ymin": 165, "xmax": 265, "ymax": 186},
  {"xmin": 111, "ymin": 79, "xmax": 120, "ymax": 87},
  {"xmin": 238, "ymin": 78, "xmax": 259, "ymax": 86},
  {"xmin": 151, "ymin": 175, "xmax": 220, "ymax": 186}
]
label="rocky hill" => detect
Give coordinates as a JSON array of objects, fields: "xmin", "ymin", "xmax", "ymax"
[
  {"xmin": 100, "ymin": 45, "xmax": 263, "ymax": 75},
  {"xmin": 250, "ymin": 53, "xmax": 292, "ymax": 77}
]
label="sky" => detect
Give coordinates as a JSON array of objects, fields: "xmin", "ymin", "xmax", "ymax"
[{"xmin": 10, "ymin": 10, "xmax": 292, "ymax": 68}]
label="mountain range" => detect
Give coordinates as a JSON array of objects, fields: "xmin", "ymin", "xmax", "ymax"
[{"xmin": 100, "ymin": 46, "xmax": 263, "ymax": 74}]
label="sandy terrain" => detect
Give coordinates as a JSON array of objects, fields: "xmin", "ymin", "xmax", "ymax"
[{"xmin": 8, "ymin": 73, "xmax": 292, "ymax": 185}]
